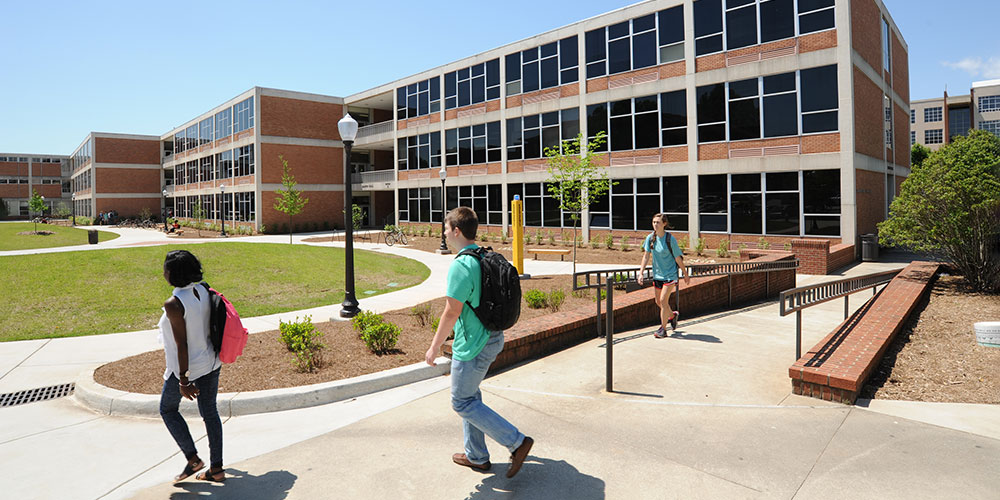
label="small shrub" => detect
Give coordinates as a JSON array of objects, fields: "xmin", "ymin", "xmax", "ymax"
[
  {"xmin": 695, "ymin": 237, "xmax": 706, "ymax": 256},
  {"xmin": 524, "ymin": 289, "xmax": 548, "ymax": 309},
  {"xmin": 738, "ymin": 242, "xmax": 748, "ymax": 252},
  {"xmin": 278, "ymin": 315, "xmax": 325, "ymax": 373},
  {"xmin": 525, "ymin": 234, "xmax": 533, "ymax": 245},
  {"xmin": 759, "ymin": 237, "xmax": 770, "ymax": 250},
  {"xmin": 430, "ymin": 316, "xmax": 440, "ymax": 333},
  {"xmin": 547, "ymin": 231, "xmax": 556, "ymax": 246},
  {"xmin": 590, "ymin": 239, "xmax": 601, "ymax": 249},
  {"xmin": 620, "ymin": 236, "xmax": 629, "ymax": 251},
  {"xmin": 501, "ymin": 233, "xmax": 509, "ymax": 244},
  {"xmin": 575, "ymin": 235, "xmax": 583, "ymax": 246},
  {"xmin": 534, "ymin": 229, "xmax": 543, "ymax": 245},
  {"xmin": 784, "ymin": 242, "xmax": 792, "ymax": 252},
  {"xmin": 411, "ymin": 304, "xmax": 432, "ymax": 326},
  {"xmin": 361, "ymin": 321, "xmax": 401, "ymax": 354},
  {"xmin": 351, "ymin": 310, "xmax": 385, "ymax": 337},
  {"xmin": 605, "ymin": 234, "xmax": 615, "ymax": 249},
  {"xmin": 479, "ymin": 232, "xmax": 489, "ymax": 242},
  {"xmin": 678, "ymin": 236, "xmax": 689, "ymax": 252},
  {"xmin": 259, "ymin": 224, "xmax": 268, "ymax": 234},
  {"xmin": 547, "ymin": 290, "xmax": 565, "ymax": 312},
  {"xmin": 717, "ymin": 239, "xmax": 730, "ymax": 258}
]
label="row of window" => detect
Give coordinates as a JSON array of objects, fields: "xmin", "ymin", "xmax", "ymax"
[
  {"xmin": 397, "ymin": 132, "xmax": 441, "ymax": 170},
  {"xmin": 72, "ymin": 170, "xmax": 92, "ymax": 192},
  {"xmin": 0, "ymin": 177, "xmax": 62, "ymax": 185},
  {"xmin": 980, "ymin": 95, "xmax": 1000, "ymax": 113},
  {"xmin": 398, "ymin": 170, "xmax": 840, "ymax": 236},
  {"xmin": 71, "ymin": 141, "xmax": 92, "ymax": 170},
  {"xmin": 173, "ymin": 146, "xmax": 255, "ymax": 185},
  {"xmin": 924, "ymin": 129, "xmax": 943, "ymax": 144},
  {"xmin": 695, "ymin": 0, "xmax": 835, "ymax": 56},
  {"xmin": 982, "ymin": 120, "xmax": 1000, "ymax": 137},
  {"xmin": 508, "ymin": 108, "xmax": 580, "ymax": 160},
  {"xmin": 397, "ymin": 77, "xmax": 441, "ymax": 120},
  {"xmin": 586, "ymin": 6, "xmax": 684, "ymax": 79},
  {"xmin": 174, "ymin": 97, "xmax": 254, "ymax": 154},
  {"xmin": 170, "ymin": 192, "xmax": 256, "ymax": 222},
  {"xmin": 924, "ymin": 107, "xmax": 942, "ymax": 123},
  {"xmin": 445, "ymin": 60, "xmax": 501, "ymax": 110},
  {"xmin": 0, "ymin": 157, "xmax": 61, "ymax": 163},
  {"xmin": 587, "ymin": 91, "xmax": 687, "ymax": 151}
]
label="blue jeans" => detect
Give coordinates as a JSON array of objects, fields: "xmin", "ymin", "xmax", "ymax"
[
  {"xmin": 160, "ymin": 368, "xmax": 223, "ymax": 468},
  {"xmin": 450, "ymin": 332, "xmax": 525, "ymax": 464}
]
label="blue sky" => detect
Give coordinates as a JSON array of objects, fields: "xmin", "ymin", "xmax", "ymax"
[{"xmin": 1, "ymin": 0, "xmax": 997, "ymax": 154}]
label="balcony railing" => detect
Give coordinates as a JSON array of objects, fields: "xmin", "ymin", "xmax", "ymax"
[
  {"xmin": 351, "ymin": 170, "xmax": 395, "ymax": 185},
  {"xmin": 354, "ymin": 121, "xmax": 395, "ymax": 145}
]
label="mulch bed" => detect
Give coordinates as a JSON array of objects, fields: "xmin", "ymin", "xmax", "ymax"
[
  {"xmin": 862, "ymin": 274, "xmax": 1000, "ymax": 404},
  {"xmin": 95, "ymin": 275, "xmax": 597, "ymax": 394}
]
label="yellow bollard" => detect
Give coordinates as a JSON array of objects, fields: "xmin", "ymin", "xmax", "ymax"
[{"xmin": 511, "ymin": 197, "xmax": 524, "ymax": 275}]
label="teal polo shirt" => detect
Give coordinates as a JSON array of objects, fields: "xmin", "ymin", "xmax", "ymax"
[
  {"xmin": 642, "ymin": 232, "xmax": 683, "ymax": 281},
  {"xmin": 447, "ymin": 244, "xmax": 490, "ymax": 361}
]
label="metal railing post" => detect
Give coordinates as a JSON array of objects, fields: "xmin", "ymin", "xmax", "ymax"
[
  {"xmin": 596, "ymin": 283, "xmax": 602, "ymax": 338},
  {"xmin": 606, "ymin": 279, "xmax": 614, "ymax": 392},
  {"xmin": 796, "ymin": 310, "xmax": 802, "ymax": 360},
  {"xmin": 844, "ymin": 295, "xmax": 849, "ymax": 320}
]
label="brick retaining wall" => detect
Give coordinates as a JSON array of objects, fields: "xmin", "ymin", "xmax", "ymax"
[{"xmin": 788, "ymin": 261, "xmax": 940, "ymax": 404}]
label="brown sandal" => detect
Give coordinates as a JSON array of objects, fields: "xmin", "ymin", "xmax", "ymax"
[
  {"xmin": 174, "ymin": 459, "xmax": 204, "ymax": 482},
  {"xmin": 196, "ymin": 468, "xmax": 226, "ymax": 482}
]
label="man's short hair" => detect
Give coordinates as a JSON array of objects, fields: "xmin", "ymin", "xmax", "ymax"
[{"xmin": 445, "ymin": 206, "xmax": 478, "ymax": 240}]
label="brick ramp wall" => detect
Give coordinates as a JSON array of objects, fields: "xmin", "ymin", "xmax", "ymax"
[
  {"xmin": 788, "ymin": 261, "xmax": 940, "ymax": 404},
  {"xmin": 827, "ymin": 243, "xmax": 855, "ymax": 273},
  {"xmin": 445, "ymin": 254, "xmax": 797, "ymax": 372}
]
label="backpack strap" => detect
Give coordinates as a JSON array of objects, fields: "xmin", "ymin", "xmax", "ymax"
[
  {"xmin": 454, "ymin": 247, "xmax": 486, "ymax": 342},
  {"xmin": 647, "ymin": 232, "xmax": 675, "ymax": 258}
]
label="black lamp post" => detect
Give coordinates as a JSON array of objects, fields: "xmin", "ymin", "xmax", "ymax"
[
  {"xmin": 436, "ymin": 165, "xmax": 450, "ymax": 254},
  {"xmin": 71, "ymin": 193, "xmax": 76, "ymax": 226},
  {"xmin": 338, "ymin": 113, "xmax": 360, "ymax": 318},
  {"xmin": 219, "ymin": 184, "xmax": 227, "ymax": 237},
  {"xmin": 162, "ymin": 189, "xmax": 168, "ymax": 232}
]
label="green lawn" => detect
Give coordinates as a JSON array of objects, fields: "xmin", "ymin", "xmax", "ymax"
[
  {"xmin": 0, "ymin": 222, "xmax": 119, "ymax": 251},
  {"xmin": 0, "ymin": 242, "xmax": 430, "ymax": 341}
]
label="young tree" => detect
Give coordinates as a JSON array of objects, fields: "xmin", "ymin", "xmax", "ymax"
[
  {"xmin": 911, "ymin": 142, "xmax": 931, "ymax": 168},
  {"xmin": 544, "ymin": 131, "xmax": 613, "ymax": 275},
  {"xmin": 191, "ymin": 198, "xmax": 206, "ymax": 237},
  {"xmin": 28, "ymin": 190, "xmax": 46, "ymax": 234},
  {"xmin": 272, "ymin": 154, "xmax": 309, "ymax": 244},
  {"xmin": 879, "ymin": 130, "xmax": 1000, "ymax": 292}
]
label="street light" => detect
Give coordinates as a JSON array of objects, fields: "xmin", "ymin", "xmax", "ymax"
[
  {"xmin": 71, "ymin": 193, "xmax": 76, "ymax": 226},
  {"xmin": 162, "ymin": 189, "xmax": 168, "ymax": 232},
  {"xmin": 219, "ymin": 184, "xmax": 227, "ymax": 237},
  {"xmin": 338, "ymin": 113, "xmax": 360, "ymax": 318},
  {"xmin": 437, "ymin": 165, "xmax": 450, "ymax": 254}
]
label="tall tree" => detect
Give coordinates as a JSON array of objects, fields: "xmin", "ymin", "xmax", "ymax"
[
  {"xmin": 544, "ymin": 131, "xmax": 612, "ymax": 276},
  {"xmin": 28, "ymin": 190, "xmax": 46, "ymax": 234},
  {"xmin": 880, "ymin": 130, "xmax": 1000, "ymax": 292},
  {"xmin": 273, "ymin": 154, "xmax": 310, "ymax": 244}
]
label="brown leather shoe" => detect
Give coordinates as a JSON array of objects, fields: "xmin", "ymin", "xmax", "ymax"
[
  {"xmin": 506, "ymin": 436, "xmax": 534, "ymax": 478},
  {"xmin": 453, "ymin": 453, "xmax": 491, "ymax": 471}
]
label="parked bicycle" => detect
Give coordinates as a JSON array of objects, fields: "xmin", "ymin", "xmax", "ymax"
[{"xmin": 384, "ymin": 224, "xmax": 407, "ymax": 246}]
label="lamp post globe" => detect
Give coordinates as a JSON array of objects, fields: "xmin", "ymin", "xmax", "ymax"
[
  {"xmin": 337, "ymin": 113, "xmax": 361, "ymax": 318},
  {"xmin": 437, "ymin": 166, "xmax": 449, "ymax": 254},
  {"xmin": 71, "ymin": 193, "xmax": 76, "ymax": 226},
  {"xmin": 162, "ymin": 189, "xmax": 168, "ymax": 232}
]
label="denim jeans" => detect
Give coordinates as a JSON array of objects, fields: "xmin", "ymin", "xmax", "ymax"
[
  {"xmin": 160, "ymin": 367, "xmax": 223, "ymax": 468},
  {"xmin": 450, "ymin": 332, "xmax": 525, "ymax": 464}
]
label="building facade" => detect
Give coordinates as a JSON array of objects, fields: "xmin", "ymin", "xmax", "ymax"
[
  {"xmin": 68, "ymin": 132, "xmax": 161, "ymax": 220},
  {"xmin": 343, "ymin": 0, "xmax": 909, "ymax": 248},
  {"xmin": 910, "ymin": 79, "xmax": 1000, "ymax": 151},
  {"xmin": 0, "ymin": 153, "xmax": 69, "ymax": 218}
]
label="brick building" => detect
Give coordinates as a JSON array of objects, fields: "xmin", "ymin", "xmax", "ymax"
[
  {"xmin": 68, "ymin": 132, "xmax": 162, "ymax": 220},
  {"xmin": 0, "ymin": 153, "xmax": 69, "ymax": 218}
]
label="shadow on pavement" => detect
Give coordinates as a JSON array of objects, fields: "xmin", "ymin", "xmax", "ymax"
[
  {"xmin": 169, "ymin": 469, "xmax": 296, "ymax": 500},
  {"xmin": 465, "ymin": 457, "xmax": 604, "ymax": 499},
  {"xmin": 667, "ymin": 332, "xmax": 722, "ymax": 343}
]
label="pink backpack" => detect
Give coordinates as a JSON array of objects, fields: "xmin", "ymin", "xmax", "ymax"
[{"xmin": 201, "ymin": 283, "xmax": 248, "ymax": 363}]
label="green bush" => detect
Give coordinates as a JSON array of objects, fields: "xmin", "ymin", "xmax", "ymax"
[
  {"xmin": 547, "ymin": 290, "xmax": 565, "ymax": 312},
  {"xmin": 717, "ymin": 239, "xmax": 730, "ymax": 258},
  {"xmin": 411, "ymin": 304, "xmax": 432, "ymax": 326},
  {"xmin": 575, "ymin": 235, "xmax": 583, "ymax": 246},
  {"xmin": 590, "ymin": 238, "xmax": 601, "ymax": 249},
  {"xmin": 479, "ymin": 232, "xmax": 489, "ymax": 242},
  {"xmin": 758, "ymin": 237, "xmax": 770, "ymax": 250},
  {"xmin": 501, "ymin": 233, "xmax": 509, "ymax": 244},
  {"xmin": 620, "ymin": 236, "xmax": 629, "ymax": 251},
  {"xmin": 351, "ymin": 310, "xmax": 385, "ymax": 337},
  {"xmin": 361, "ymin": 321, "xmax": 401, "ymax": 353},
  {"xmin": 605, "ymin": 234, "xmax": 615, "ymax": 249},
  {"xmin": 695, "ymin": 237, "xmax": 706, "ymax": 256},
  {"xmin": 524, "ymin": 289, "xmax": 547, "ymax": 309},
  {"xmin": 678, "ymin": 235, "xmax": 689, "ymax": 251},
  {"xmin": 278, "ymin": 315, "xmax": 325, "ymax": 373},
  {"xmin": 548, "ymin": 231, "xmax": 556, "ymax": 245},
  {"xmin": 783, "ymin": 242, "xmax": 792, "ymax": 252}
]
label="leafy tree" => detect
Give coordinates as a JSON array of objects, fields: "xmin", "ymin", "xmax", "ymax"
[
  {"xmin": 911, "ymin": 142, "xmax": 931, "ymax": 168},
  {"xmin": 272, "ymin": 154, "xmax": 310, "ymax": 244},
  {"xmin": 879, "ymin": 130, "xmax": 1000, "ymax": 292},
  {"xmin": 544, "ymin": 131, "xmax": 613, "ymax": 275},
  {"xmin": 28, "ymin": 190, "xmax": 46, "ymax": 233},
  {"xmin": 352, "ymin": 204, "xmax": 364, "ymax": 230},
  {"xmin": 191, "ymin": 198, "xmax": 206, "ymax": 237}
]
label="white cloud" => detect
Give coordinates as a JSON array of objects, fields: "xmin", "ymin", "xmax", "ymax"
[{"xmin": 943, "ymin": 57, "xmax": 1000, "ymax": 79}]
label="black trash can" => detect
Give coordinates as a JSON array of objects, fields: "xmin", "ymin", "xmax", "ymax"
[
  {"xmin": 88, "ymin": 229, "xmax": 98, "ymax": 245},
  {"xmin": 861, "ymin": 233, "xmax": 878, "ymax": 261}
]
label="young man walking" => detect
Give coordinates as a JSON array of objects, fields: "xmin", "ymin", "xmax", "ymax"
[
  {"xmin": 425, "ymin": 206, "xmax": 534, "ymax": 478},
  {"xmin": 637, "ymin": 213, "xmax": 690, "ymax": 338}
]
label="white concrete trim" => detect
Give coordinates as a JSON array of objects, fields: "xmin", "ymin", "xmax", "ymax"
[
  {"xmin": 91, "ymin": 132, "xmax": 160, "ymax": 141},
  {"xmin": 92, "ymin": 193, "xmax": 163, "ymax": 199},
  {"xmin": 259, "ymin": 87, "xmax": 344, "ymax": 104},
  {"xmin": 259, "ymin": 136, "xmax": 343, "ymax": 148},
  {"xmin": 259, "ymin": 183, "xmax": 345, "ymax": 192},
  {"xmin": 93, "ymin": 163, "xmax": 161, "ymax": 170}
]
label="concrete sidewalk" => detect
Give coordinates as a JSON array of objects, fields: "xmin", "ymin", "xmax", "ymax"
[{"xmin": 125, "ymin": 262, "xmax": 1000, "ymax": 499}]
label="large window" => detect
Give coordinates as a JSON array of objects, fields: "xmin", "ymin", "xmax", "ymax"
[
  {"xmin": 445, "ymin": 60, "xmax": 500, "ymax": 109},
  {"xmin": 924, "ymin": 107, "xmax": 942, "ymax": 122},
  {"xmin": 200, "ymin": 117, "xmax": 213, "ymax": 146},
  {"xmin": 506, "ymin": 36, "xmax": 577, "ymax": 96},
  {"xmin": 765, "ymin": 172, "xmax": 798, "ymax": 235},
  {"xmin": 981, "ymin": 119, "xmax": 1000, "ymax": 138},
  {"xmin": 728, "ymin": 78, "xmax": 761, "ymax": 140},
  {"xmin": 175, "ymin": 129, "xmax": 186, "ymax": 154},
  {"xmin": 234, "ymin": 192, "xmax": 255, "ymax": 222},
  {"xmin": 802, "ymin": 169, "xmax": 839, "ymax": 236},
  {"xmin": 699, "ymin": 174, "xmax": 728, "ymax": 231},
  {"xmin": 589, "ymin": 91, "xmax": 687, "ymax": 151},
  {"xmin": 506, "ymin": 108, "xmax": 579, "ymax": 160},
  {"xmin": 730, "ymin": 173, "xmax": 762, "ymax": 234},
  {"xmin": 185, "ymin": 124, "xmax": 198, "ymax": 151},
  {"xmin": 233, "ymin": 97, "xmax": 254, "ymax": 134},
  {"xmin": 215, "ymin": 107, "xmax": 232, "ymax": 140},
  {"xmin": 764, "ymin": 71, "xmax": 799, "ymax": 137},
  {"xmin": 697, "ymin": 83, "xmax": 727, "ymax": 142},
  {"xmin": 979, "ymin": 95, "xmax": 1000, "ymax": 112},
  {"xmin": 910, "ymin": 108, "xmax": 915, "ymax": 124},
  {"xmin": 694, "ymin": 0, "xmax": 834, "ymax": 56},
  {"xmin": 235, "ymin": 145, "xmax": 255, "ymax": 177},
  {"xmin": 799, "ymin": 64, "xmax": 838, "ymax": 134},
  {"xmin": 399, "ymin": 187, "xmax": 438, "ymax": 223},
  {"xmin": 397, "ymin": 132, "xmax": 441, "ymax": 170},
  {"xmin": 881, "ymin": 18, "xmax": 891, "ymax": 72},
  {"xmin": 200, "ymin": 156, "xmax": 213, "ymax": 182},
  {"xmin": 949, "ymin": 107, "xmax": 971, "ymax": 140},
  {"xmin": 585, "ymin": 6, "xmax": 684, "ymax": 79},
  {"xmin": 396, "ymin": 77, "xmax": 440, "ymax": 120},
  {"xmin": 215, "ymin": 150, "xmax": 233, "ymax": 179},
  {"xmin": 444, "ymin": 185, "xmax": 501, "ymax": 225},
  {"xmin": 924, "ymin": 129, "xmax": 943, "ymax": 144},
  {"xmin": 445, "ymin": 122, "xmax": 501, "ymax": 166}
]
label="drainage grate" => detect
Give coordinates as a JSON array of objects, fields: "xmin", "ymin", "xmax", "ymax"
[{"xmin": 0, "ymin": 383, "xmax": 75, "ymax": 408}]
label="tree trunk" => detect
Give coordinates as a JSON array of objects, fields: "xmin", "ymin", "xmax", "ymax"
[
  {"xmin": 572, "ymin": 217, "xmax": 579, "ymax": 277},
  {"xmin": 289, "ymin": 215, "xmax": 293, "ymax": 244}
]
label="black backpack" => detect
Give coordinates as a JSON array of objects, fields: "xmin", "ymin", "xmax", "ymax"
[
  {"xmin": 456, "ymin": 246, "xmax": 522, "ymax": 332},
  {"xmin": 201, "ymin": 282, "xmax": 226, "ymax": 353},
  {"xmin": 646, "ymin": 231, "xmax": 675, "ymax": 258}
]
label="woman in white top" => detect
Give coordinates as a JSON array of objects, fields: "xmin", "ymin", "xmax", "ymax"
[{"xmin": 159, "ymin": 250, "xmax": 225, "ymax": 483}]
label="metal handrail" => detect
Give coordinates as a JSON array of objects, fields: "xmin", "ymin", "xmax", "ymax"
[
  {"xmin": 688, "ymin": 259, "xmax": 799, "ymax": 278},
  {"xmin": 779, "ymin": 268, "xmax": 901, "ymax": 360}
]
